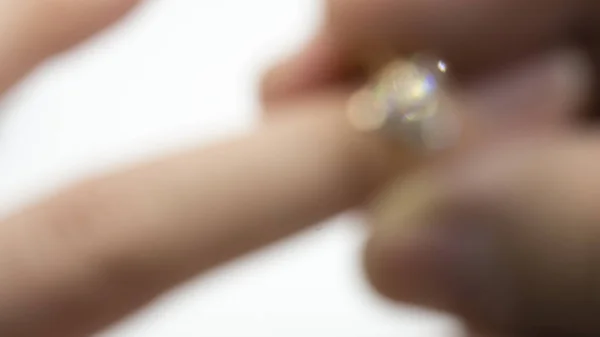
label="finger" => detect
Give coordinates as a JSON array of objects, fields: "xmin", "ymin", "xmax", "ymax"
[
  {"xmin": 260, "ymin": 32, "xmax": 355, "ymax": 109},
  {"xmin": 365, "ymin": 134, "xmax": 600, "ymax": 336},
  {"xmin": 0, "ymin": 48, "xmax": 584, "ymax": 337},
  {"xmin": 328, "ymin": 0, "xmax": 587, "ymax": 76},
  {"xmin": 403, "ymin": 49, "xmax": 586, "ymax": 157},
  {"xmin": 455, "ymin": 49, "xmax": 589, "ymax": 138},
  {"xmin": 0, "ymin": 91, "xmax": 404, "ymax": 337},
  {"xmin": 364, "ymin": 51, "xmax": 590, "ymax": 336},
  {"xmin": 0, "ymin": 0, "xmax": 141, "ymax": 95},
  {"xmin": 263, "ymin": 0, "xmax": 586, "ymax": 99}
]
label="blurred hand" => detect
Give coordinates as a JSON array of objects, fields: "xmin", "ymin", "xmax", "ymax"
[
  {"xmin": 0, "ymin": 1, "xmax": 402, "ymax": 336},
  {"xmin": 1, "ymin": 1, "xmax": 599, "ymax": 337},
  {"xmin": 263, "ymin": 0, "xmax": 600, "ymax": 336}
]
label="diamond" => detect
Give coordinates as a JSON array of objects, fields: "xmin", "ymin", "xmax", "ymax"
[
  {"xmin": 348, "ymin": 56, "xmax": 459, "ymax": 151},
  {"xmin": 374, "ymin": 60, "xmax": 442, "ymax": 125}
]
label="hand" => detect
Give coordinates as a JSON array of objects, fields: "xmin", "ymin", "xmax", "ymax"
[
  {"xmin": 0, "ymin": 1, "xmax": 404, "ymax": 336},
  {"xmin": 262, "ymin": 0, "xmax": 600, "ymax": 336},
  {"xmin": 1, "ymin": 1, "xmax": 596, "ymax": 337}
]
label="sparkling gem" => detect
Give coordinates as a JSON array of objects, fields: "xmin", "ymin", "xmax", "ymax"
[
  {"xmin": 437, "ymin": 61, "xmax": 448, "ymax": 73},
  {"xmin": 373, "ymin": 59, "xmax": 443, "ymax": 126},
  {"xmin": 348, "ymin": 56, "xmax": 459, "ymax": 150}
]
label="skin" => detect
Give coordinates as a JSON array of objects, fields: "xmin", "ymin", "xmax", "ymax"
[
  {"xmin": 265, "ymin": 0, "xmax": 600, "ymax": 336},
  {"xmin": 0, "ymin": 0, "xmax": 599, "ymax": 337},
  {"xmin": 0, "ymin": 1, "xmax": 402, "ymax": 336}
]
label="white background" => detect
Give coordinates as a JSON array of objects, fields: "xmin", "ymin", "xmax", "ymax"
[{"xmin": 0, "ymin": 1, "xmax": 461, "ymax": 336}]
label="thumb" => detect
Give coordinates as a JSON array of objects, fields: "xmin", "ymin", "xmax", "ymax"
[{"xmin": 365, "ymin": 135, "xmax": 600, "ymax": 336}]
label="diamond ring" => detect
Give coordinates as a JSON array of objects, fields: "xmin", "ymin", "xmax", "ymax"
[{"xmin": 348, "ymin": 55, "xmax": 461, "ymax": 152}]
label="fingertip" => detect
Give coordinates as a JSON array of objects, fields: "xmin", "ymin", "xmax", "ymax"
[{"xmin": 363, "ymin": 232, "xmax": 431, "ymax": 306}]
